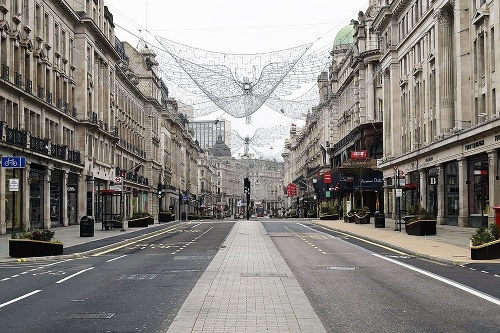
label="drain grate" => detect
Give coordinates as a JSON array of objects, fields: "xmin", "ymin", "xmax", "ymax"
[
  {"xmin": 117, "ymin": 274, "xmax": 157, "ymax": 280},
  {"xmin": 70, "ymin": 313, "xmax": 116, "ymax": 319},
  {"xmin": 327, "ymin": 266, "xmax": 357, "ymax": 271},
  {"xmin": 241, "ymin": 272, "xmax": 287, "ymax": 277}
]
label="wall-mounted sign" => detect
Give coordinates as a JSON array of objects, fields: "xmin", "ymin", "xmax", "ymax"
[
  {"xmin": 9, "ymin": 179, "xmax": 19, "ymax": 191},
  {"xmin": 1, "ymin": 156, "xmax": 26, "ymax": 168},
  {"xmin": 428, "ymin": 176, "xmax": 438, "ymax": 185}
]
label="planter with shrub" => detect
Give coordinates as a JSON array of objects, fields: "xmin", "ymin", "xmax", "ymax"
[
  {"xmin": 405, "ymin": 208, "xmax": 436, "ymax": 236},
  {"xmin": 9, "ymin": 229, "xmax": 63, "ymax": 258},
  {"xmin": 470, "ymin": 224, "xmax": 500, "ymax": 260},
  {"xmin": 128, "ymin": 212, "xmax": 153, "ymax": 228}
]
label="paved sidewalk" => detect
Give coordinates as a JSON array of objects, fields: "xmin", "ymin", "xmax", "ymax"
[
  {"xmin": 313, "ymin": 217, "xmax": 500, "ymax": 264},
  {"xmin": 0, "ymin": 221, "xmax": 175, "ymax": 262},
  {"xmin": 165, "ymin": 220, "xmax": 326, "ymax": 333}
]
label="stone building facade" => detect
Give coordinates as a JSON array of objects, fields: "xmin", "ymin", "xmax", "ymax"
[
  {"xmin": 0, "ymin": 0, "xmax": 201, "ymax": 234},
  {"xmin": 285, "ymin": 0, "xmax": 500, "ymax": 228}
]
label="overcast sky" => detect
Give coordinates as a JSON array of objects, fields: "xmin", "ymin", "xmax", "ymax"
[{"xmin": 105, "ymin": 0, "xmax": 368, "ymax": 155}]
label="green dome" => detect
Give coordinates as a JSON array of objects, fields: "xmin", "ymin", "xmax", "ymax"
[{"xmin": 333, "ymin": 20, "xmax": 356, "ymax": 47}]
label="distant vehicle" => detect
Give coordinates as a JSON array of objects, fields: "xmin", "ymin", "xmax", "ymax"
[{"xmin": 255, "ymin": 205, "xmax": 264, "ymax": 217}]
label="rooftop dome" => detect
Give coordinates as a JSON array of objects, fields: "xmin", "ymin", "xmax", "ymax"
[
  {"xmin": 333, "ymin": 20, "xmax": 356, "ymax": 48},
  {"xmin": 210, "ymin": 135, "xmax": 232, "ymax": 157}
]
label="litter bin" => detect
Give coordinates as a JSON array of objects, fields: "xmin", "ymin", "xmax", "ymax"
[
  {"xmin": 80, "ymin": 216, "xmax": 95, "ymax": 237},
  {"xmin": 374, "ymin": 211, "xmax": 385, "ymax": 228}
]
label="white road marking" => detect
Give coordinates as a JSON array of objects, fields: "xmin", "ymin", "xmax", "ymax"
[
  {"xmin": 373, "ymin": 253, "xmax": 500, "ymax": 306},
  {"xmin": 106, "ymin": 255, "xmax": 127, "ymax": 262},
  {"xmin": 0, "ymin": 290, "xmax": 42, "ymax": 308},
  {"xmin": 55, "ymin": 267, "xmax": 94, "ymax": 284}
]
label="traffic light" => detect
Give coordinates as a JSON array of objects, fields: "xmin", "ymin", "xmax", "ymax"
[
  {"xmin": 157, "ymin": 183, "xmax": 162, "ymax": 197},
  {"xmin": 244, "ymin": 177, "xmax": 251, "ymax": 194}
]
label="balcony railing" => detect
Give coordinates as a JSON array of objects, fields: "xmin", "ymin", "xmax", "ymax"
[
  {"xmin": 1, "ymin": 64, "xmax": 9, "ymax": 81},
  {"xmin": 49, "ymin": 143, "xmax": 67, "ymax": 159},
  {"xmin": 14, "ymin": 72, "xmax": 22, "ymax": 88},
  {"xmin": 67, "ymin": 149, "xmax": 81, "ymax": 164},
  {"xmin": 30, "ymin": 136, "xmax": 49, "ymax": 154},
  {"xmin": 37, "ymin": 86, "xmax": 44, "ymax": 99},
  {"xmin": 25, "ymin": 79, "xmax": 32, "ymax": 93},
  {"xmin": 5, "ymin": 128, "xmax": 28, "ymax": 147},
  {"xmin": 46, "ymin": 91, "xmax": 52, "ymax": 104}
]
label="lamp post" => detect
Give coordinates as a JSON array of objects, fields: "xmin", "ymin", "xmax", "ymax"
[{"xmin": 313, "ymin": 178, "xmax": 319, "ymax": 218}]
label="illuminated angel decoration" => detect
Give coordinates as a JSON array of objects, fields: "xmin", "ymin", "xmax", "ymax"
[
  {"xmin": 231, "ymin": 124, "xmax": 288, "ymax": 158},
  {"xmin": 155, "ymin": 37, "xmax": 332, "ymax": 122}
]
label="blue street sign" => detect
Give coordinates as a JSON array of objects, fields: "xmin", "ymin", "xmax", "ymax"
[{"xmin": 1, "ymin": 156, "xmax": 26, "ymax": 168}]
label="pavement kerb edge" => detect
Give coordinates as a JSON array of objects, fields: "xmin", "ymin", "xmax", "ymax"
[
  {"xmin": 0, "ymin": 222, "xmax": 184, "ymax": 264},
  {"xmin": 311, "ymin": 221, "xmax": 470, "ymax": 266}
]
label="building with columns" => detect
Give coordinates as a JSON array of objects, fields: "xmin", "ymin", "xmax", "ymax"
[
  {"xmin": 0, "ymin": 0, "xmax": 202, "ymax": 234},
  {"xmin": 284, "ymin": 0, "xmax": 500, "ymax": 229}
]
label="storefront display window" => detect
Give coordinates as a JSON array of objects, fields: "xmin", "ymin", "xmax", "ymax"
[
  {"xmin": 468, "ymin": 156, "xmax": 489, "ymax": 228},
  {"xmin": 444, "ymin": 161, "xmax": 459, "ymax": 216}
]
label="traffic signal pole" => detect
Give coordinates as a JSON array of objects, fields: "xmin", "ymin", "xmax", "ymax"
[{"xmin": 244, "ymin": 177, "xmax": 251, "ymax": 220}]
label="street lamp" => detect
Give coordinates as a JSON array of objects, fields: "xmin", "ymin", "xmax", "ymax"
[{"xmin": 313, "ymin": 178, "xmax": 319, "ymax": 218}]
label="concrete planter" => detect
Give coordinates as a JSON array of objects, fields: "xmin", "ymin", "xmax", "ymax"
[
  {"xmin": 128, "ymin": 217, "xmax": 150, "ymax": 228},
  {"xmin": 9, "ymin": 239, "xmax": 63, "ymax": 258},
  {"xmin": 470, "ymin": 239, "xmax": 500, "ymax": 260},
  {"xmin": 158, "ymin": 212, "xmax": 173, "ymax": 223},
  {"xmin": 320, "ymin": 214, "xmax": 339, "ymax": 220},
  {"xmin": 355, "ymin": 214, "xmax": 370, "ymax": 224},
  {"xmin": 405, "ymin": 219, "xmax": 436, "ymax": 236}
]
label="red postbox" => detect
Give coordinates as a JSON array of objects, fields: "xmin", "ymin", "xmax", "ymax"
[{"xmin": 493, "ymin": 206, "xmax": 500, "ymax": 229}]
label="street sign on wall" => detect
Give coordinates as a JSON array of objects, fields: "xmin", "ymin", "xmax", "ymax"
[{"xmin": 1, "ymin": 156, "xmax": 26, "ymax": 168}]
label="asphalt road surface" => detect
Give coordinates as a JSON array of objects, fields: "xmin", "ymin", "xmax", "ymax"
[
  {"xmin": 0, "ymin": 221, "xmax": 234, "ymax": 333},
  {"xmin": 264, "ymin": 220, "xmax": 500, "ymax": 333},
  {"xmin": 2, "ymin": 218, "xmax": 500, "ymax": 333}
]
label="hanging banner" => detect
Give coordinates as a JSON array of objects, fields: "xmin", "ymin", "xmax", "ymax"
[
  {"xmin": 287, "ymin": 183, "xmax": 297, "ymax": 197},
  {"xmin": 350, "ymin": 150, "xmax": 367, "ymax": 159},
  {"xmin": 324, "ymin": 172, "xmax": 332, "ymax": 184}
]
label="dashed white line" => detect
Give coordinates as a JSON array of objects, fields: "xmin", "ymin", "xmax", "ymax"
[
  {"xmin": 0, "ymin": 290, "xmax": 42, "ymax": 308},
  {"xmin": 106, "ymin": 255, "xmax": 127, "ymax": 262}
]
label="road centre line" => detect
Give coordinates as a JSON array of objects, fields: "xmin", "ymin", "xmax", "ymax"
[
  {"xmin": 92, "ymin": 225, "xmax": 182, "ymax": 256},
  {"xmin": 0, "ymin": 290, "xmax": 42, "ymax": 308},
  {"xmin": 373, "ymin": 253, "xmax": 500, "ymax": 306},
  {"xmin": 55, "ymin": 267, "xmax": 94, "ymax": 284},
  {"xmin": 106, "ymin": 255, "xmax": 127, "ymax": 262}
]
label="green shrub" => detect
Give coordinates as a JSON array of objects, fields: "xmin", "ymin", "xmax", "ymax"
[
  {"xmin": 471, "ymin": 225, "xmax": 497, "ymax": 246},
  {"xmin": 131, "ymin": 211, "xmax": 152, "ymax": 219},
  {"xmin": 12, "ymin": 229, "xmax": 55, "ymax": 242},
  {"xmin": 409, "ymin": 207, "xmax": 434, "ymax": 222}
]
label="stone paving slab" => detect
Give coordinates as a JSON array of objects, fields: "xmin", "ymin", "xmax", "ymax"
[{"xmin": 165, "ymin": 221, "xmax": 326, "ymax": 333}]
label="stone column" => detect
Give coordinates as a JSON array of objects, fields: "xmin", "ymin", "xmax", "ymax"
[
  {"xmin": 488, "ymin": 150, "xmax": 497, "ymax": 226},
  {"xmin": 457, "ymin": 158, "xmax": 468, "ymax": 227},
  {"xmin": 44, "ymin": 170, "xmax": 51, "ymax": 229},
  {"xmin": 437, "ymin": 9, "xmax": 454, "ymax": 133},
  {"xmin": 437, "ymin": 164, "xmax": 445, "ymax": 225},
  {"xmin": 62, "ymin": 171, "xmax": 68, "ymax": 227}
]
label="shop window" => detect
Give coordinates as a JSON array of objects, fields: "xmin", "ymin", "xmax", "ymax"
[{"xmin": 444, "ymin": 161, "xmax": 459, "ymax": 216}]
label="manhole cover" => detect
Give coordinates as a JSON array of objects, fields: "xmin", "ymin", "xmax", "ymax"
[
  {"xmin": 327, "ymin": 266, "xmax": 357, "ymax": 271},
  {"xmin": 117, "ymin": 274, "xmax": 156, "ymax": 280},
  {"xmin": 241, "ymin": 272, "xmax": 287, "ymax": 277},
  {"xmin": 70, "ymin": 313, "xmax": 116, "ymax": 319}
]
